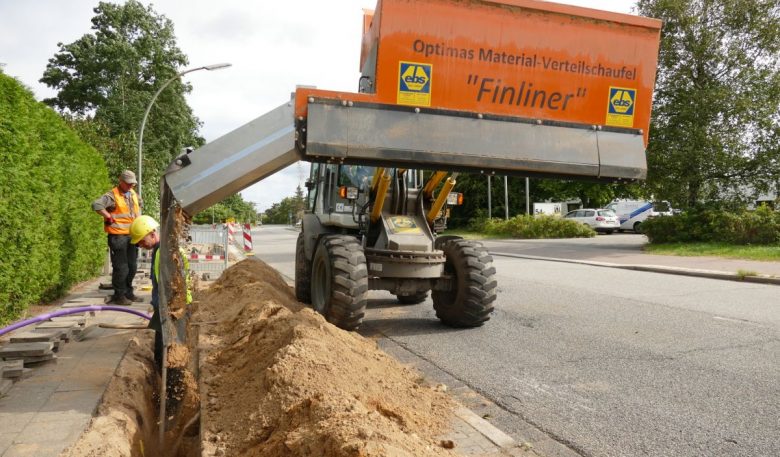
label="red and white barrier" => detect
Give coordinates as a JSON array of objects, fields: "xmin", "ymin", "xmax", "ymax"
[
  {"xmin": 226, "ymin": 223, "xmax": 236, "ymax": 245},
  {"xmin": 189, "ymin": 254, "xmax": 225, "ymax": 261},
  {"xmin": 243, "ymin": 224, "xmax": 253, "ymax": 252}
]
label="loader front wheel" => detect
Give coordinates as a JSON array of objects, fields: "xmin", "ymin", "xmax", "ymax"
[
  {"xmin": 310, "ymin": 235, "xmax": 368, "ymax": 330},
  {"xmin": 432, "ymin": 239, "xmax": 497, "ymax": 327},
  {"xmin": 434, "ymin": 235, "xmax": 463, "ymax": 250},
  {"xmin": 396, "ymin": 291, "xmax": 428, "ymax": 305},
  {"xmin": 295, "ymin": 232, "xmax": 311, "ymax": 303}
]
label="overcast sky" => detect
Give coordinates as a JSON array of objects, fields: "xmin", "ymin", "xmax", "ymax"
[{"xmin": 0, "ymin": 0, "xmax": 636, "ymax": 212}]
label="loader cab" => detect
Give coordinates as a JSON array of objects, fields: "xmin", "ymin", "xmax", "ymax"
[
  {"xmin": 338, "ymin": 165, "xmax": 423, "ymax": 194},
  {"xmin": 305, "ymin": 163, "xmax": 437, "ymax": 233},
  {"xmin": 339, "ymin": 165, "xmax": 375, "ymax": 190},
  {"xmin": 305, "ymin": 163, "xmax": 378, "ymax": 229},
  {"xmin": 306, "ymin": 164, "xmax": 376, "ymax": 203}
]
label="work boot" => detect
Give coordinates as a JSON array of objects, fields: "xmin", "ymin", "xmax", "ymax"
[
  {"xmin": 125, "ymin": 295, "xmax": 144, "ymax": 303},
  {"xmin": 105, "ymin": 295, "xmax": 133, "ymax": 306}
]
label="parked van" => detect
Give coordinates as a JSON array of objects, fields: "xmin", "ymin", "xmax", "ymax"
[{"xmin": 604, "ymin": 200, "xmax": 673, "ymax": 233}]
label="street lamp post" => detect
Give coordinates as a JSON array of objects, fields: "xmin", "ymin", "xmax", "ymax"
[{"xmin": 137, "ymin": 63, "xmax": 232, "ymax": 200}]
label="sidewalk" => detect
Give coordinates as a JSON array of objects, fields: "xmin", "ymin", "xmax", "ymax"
[{"xmin": 0, "ymin": 275, "xmax": 151, "ymax": 457}]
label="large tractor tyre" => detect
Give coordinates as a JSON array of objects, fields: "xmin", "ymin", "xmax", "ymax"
[
  {"xmin": 396, "ymin": 291, "xmax": 428, "ymax": 305},
  {"xmin": 434, "ymin": 235, "xmax": 463, "ymax": 250},
  {"xmin": 310, "ymin": 235, "xmax": 368, "ymax": 330},
  {"xmin": 432, "ymin": 239, "xmax": 497, "ymax": 327},
  {"xmin": 294, "ymin": 232, "xmax": 311, "ymax": 303}
]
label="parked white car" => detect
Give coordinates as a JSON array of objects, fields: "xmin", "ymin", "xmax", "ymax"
[{"xmin": 564, "ymin": 208, "xmax": 620, "ymax": 234}]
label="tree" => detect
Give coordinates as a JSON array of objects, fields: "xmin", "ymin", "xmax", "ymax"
[
  {"xmin": 293, "ymin": 184, "xmax": 306, "ymax": 221},
  {"xmin": 191, "ymin": 194, "xmax": 258, "ymax": 225},
  {"xmin": 637, "ymin": 0, "xmax": 780, "ymax": 208},
  {"xmin": 446, "ymin": 173, "xmax": 642, "ymax": 228},
  {"xmin": 40, "ymin": 1, "xmax": 202, "ymax": 215},
  {"xmin": 535, "ymin": 180, "xmax": 643, "ymax": 209},
  {"xmin": 263, "ymin": 192, "xmax": 306, "ymax": 225}
]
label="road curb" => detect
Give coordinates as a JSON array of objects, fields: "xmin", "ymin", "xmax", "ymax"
[
  {"xmin": 490, "ymin": 252, "xmax": 780, "ymax": 286},
  {"xmin": 454, "ymin": 406, "xmax": 517, "ymax": 449}
]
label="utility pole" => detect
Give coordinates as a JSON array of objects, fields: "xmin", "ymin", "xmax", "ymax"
[
  {"xmin": 504, "ymin": 176, "xmax": 509, "ymax": 220},
  {"xmin": 487, "ymin": 175, "xmax": 492, "ymax": 218},
  {"xmin": 526, "ymin": 177, "xmax": 530, "ymax": 215}
]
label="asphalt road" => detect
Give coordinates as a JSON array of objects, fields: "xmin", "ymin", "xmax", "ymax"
[
  {"xmin": 250, "ymin": 225, "xmax": 780, "ymax": 457},
  {"xmin": 482, "ymin": 233, "xmax": 650, "ymax": 261}
]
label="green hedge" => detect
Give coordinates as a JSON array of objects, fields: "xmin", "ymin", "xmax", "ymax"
[
  {"xmin": 0, "ymin": 73, "xmax": 110, "ymax": 326},
  {"xmin": 643, "ymin": 206, "xmax": 780, "ymax": 245},
  {"xmin": 470, "ymin": 215, "xmax": 596, "ymax": 239}
]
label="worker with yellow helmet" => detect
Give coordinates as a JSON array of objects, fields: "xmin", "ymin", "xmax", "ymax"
[{"xmin": 129, "ymin": 215, "xmax": 191, "ymax": 370}]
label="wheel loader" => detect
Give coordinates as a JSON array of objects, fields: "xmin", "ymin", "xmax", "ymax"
[
  {"xmin": 162, "ymin": 0, "xmax": 662, "ymax": 330},
  {"xmin": 293, "ymin": 163, "xmax": 495, "ymax": 329}
]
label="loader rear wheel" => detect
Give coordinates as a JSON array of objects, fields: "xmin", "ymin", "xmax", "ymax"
[
  {"xmin": 396, "ymin": 292, "xmax": 428, "ymax": 305},
  {"xmin": 310, "ymin": 235, "xmax": 368, "ymax": 330},
  {"xmin": 432, "ymin": 239, "xmax": 497, "ymax": 327},
  {"xmin": 295, "ymin": 232, "xmax": 311, "ymax": 303}
]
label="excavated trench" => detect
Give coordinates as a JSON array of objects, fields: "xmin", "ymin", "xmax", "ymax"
[{"xmin": 63, "ymin": 260, "xmax": 463, "ymax": 457}]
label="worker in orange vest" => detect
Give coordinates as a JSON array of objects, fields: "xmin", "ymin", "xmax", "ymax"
[{"xmin": 92, "ymin": 170, "xmax": 142, "ymax": 305}]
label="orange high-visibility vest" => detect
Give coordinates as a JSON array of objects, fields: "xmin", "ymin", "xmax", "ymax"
[{"xmin": 106, "ymin": 187, "xmax": 141, "ymax": 234}]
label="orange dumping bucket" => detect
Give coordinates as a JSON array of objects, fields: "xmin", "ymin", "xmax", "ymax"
[{"xmin": 295, "ymin": 0, "xmax": 661, "ymax": 182}]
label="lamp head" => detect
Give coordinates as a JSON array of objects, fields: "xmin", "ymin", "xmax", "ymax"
[{"xmin": 203, "ymin": 63, "xmax": 232, "ymax": 71}]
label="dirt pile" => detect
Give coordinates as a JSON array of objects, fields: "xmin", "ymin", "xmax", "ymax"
[{"xmin": 196, "ymin": 259, "xmax": 459, "ymax": 457}]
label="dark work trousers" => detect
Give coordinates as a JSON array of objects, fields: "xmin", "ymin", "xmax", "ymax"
[{"xmin": 108, "ymin": 234, "xmax": 138, "ymax": 299}]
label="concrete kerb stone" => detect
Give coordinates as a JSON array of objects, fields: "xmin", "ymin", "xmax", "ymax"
[
  {"xmin": 454, "ymin": 406, "xmax": 516, "ymax": 449},
  {"xmin": 489, "ymin": 252, "xmax": 780, "ymax": 286}
]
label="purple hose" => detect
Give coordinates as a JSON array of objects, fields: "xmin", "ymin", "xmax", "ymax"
[{"xmin": 0, "ymin": 305, "xmax": 152, "ymax": 337}]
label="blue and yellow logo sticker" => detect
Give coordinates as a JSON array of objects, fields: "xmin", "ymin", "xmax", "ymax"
[
  {"xmin": 398, "ymin": 61, "xmax": 432, "ymax": 107},
  {"xmin": 606, "ymin": 87, "xmax": 636, "ymax": 128},
  {"xmin": 387, "ymin": 216, "xmax": 422, "ymax": 234}
]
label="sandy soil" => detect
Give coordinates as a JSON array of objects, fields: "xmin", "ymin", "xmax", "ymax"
[{"xmin": 196, "ymin": 259, "xmax": 460, "ymax": 457}]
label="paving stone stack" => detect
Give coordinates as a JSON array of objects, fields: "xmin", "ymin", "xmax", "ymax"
[
  {"xmin": 0, "ymin": 342, "xmax": 56, "ymax": 365},
  {"xmin": 10, "ymin": 330, "xmax": 65, "ymax": 351}
]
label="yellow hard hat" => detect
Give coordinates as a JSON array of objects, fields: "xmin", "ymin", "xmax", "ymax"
[{"xmin": 130, "ymin": 215, "xmax": 159, "ymax": 244}]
